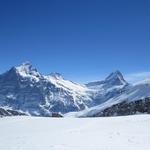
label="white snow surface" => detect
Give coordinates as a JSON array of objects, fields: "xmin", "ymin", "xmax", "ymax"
[{"xmin": 0, "ymin": 115, "xmax": 150, "ymax": 150}]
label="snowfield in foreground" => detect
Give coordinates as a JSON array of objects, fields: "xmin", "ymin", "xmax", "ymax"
[{"xmin": 0, "ymin": 115, "xmax": 150, "ymax": 150}]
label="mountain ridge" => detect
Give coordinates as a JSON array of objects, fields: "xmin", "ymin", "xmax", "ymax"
[{"xmin": 0, "ymin": 62, "xmax": 150, "ymax": 117}]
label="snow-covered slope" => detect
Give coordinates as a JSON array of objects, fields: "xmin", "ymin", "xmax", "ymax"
[
  {"xmin": 69, "ymin": 77, "xmax": 150, "ymax": 117},
  {"xmin": 0, "ymin": 115, "xmax": 150, "ymax": 150},
  {"xmin": 45, "ymin": 73, "xmax": 90, "ymax": 101}
]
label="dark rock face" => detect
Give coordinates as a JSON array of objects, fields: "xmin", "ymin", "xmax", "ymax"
[
  {"xmin": 104, "ymin": 70, "xmax": 128, "ymax": 87},
  {"xmin": 92, "ymin": 97, "xmax": 150, "ymax": 117},
  {"xmin": 51, "ymin": 112, "xmax": 63, "ymax": 117},
  {"xmin": 0, "ymin": 108, "xmax": 26, "ymax": 117}
]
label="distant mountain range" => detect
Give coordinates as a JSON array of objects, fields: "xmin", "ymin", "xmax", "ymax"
[{"xmin": 0, "ymin": 62, "xmax": 150, "ymax": 117}]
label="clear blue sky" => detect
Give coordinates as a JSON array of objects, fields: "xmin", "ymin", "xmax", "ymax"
[{"xmin": 0, "ymin": 0, "xmax": 150, "ymax": 83}]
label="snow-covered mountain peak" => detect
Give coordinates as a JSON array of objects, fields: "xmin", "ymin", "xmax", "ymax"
[
  {"xmin": 9, "ymin": 62, "xmax": 42, "ymax": 83},
  {"xmin": 86, "ymin": 70, "xmax": 128, "ymax": 89},
  {"xmin": 49, "ymin": 72, "xmax": 63, "ymax": 80},
  {"xmin": 105, "ymin": 70, "xmax": 127, "ymax": 86},
  {"xmin": 21, "ymin": 61, "xmax": 32, "ymax": 66},
  {"xmin": 105, "ymin": 70, "xmax": 123, "ymax": 81},
  {"xmin": 14, "ymin": 62, "xmax": 41, "ymax": 78}
]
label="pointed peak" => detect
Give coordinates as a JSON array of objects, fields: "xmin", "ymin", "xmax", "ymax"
[
  {"xmin": 113, "ymin": 70, "xmax": 122, "ymax": 75},
  {"xmin": 106, "ymin": 70, "xmax": 123, "ymax": 80},
  {"xmin": 14, "ymin": 61, "xmax": 40, "ymax": 77},
  {"xmin": 49, "ymin": 72, "xmax": 63, "ymax": 80},
  {"xmin": 15, "ymin": 61, "xmax": 33, "ymax": 72},
  {"xmin": 105, "ymin": 70, "xmax": 127, "ymax": 86},
  {"xmin": 21, "ymin": 61, "xmax": 32, "ymax": 67}
]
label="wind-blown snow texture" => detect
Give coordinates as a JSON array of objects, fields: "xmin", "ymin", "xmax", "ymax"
[
  {"xmin": 1, "ymin": 62, "xmax": 150, "ymax": 117},
  {"xmin": 0, "ymin": 115, "xmax": 150, "ymax": 150}
]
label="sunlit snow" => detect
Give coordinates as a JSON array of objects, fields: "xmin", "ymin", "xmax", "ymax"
[{"xmin": 0, "ymin": 115, "xmax": 150, "ymax": 150}]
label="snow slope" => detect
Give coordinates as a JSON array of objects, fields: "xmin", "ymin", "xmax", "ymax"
[
  {"xmin": 45, "ymin": 73, "xmax": 91, "ymax": 102},
  {"xmin": 67, "ymin": 77, "xmax": 150, "ymax": 117},
  {"xmin": 0, "ymin": 115, "xmax": 150, "ymax": 150}
]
